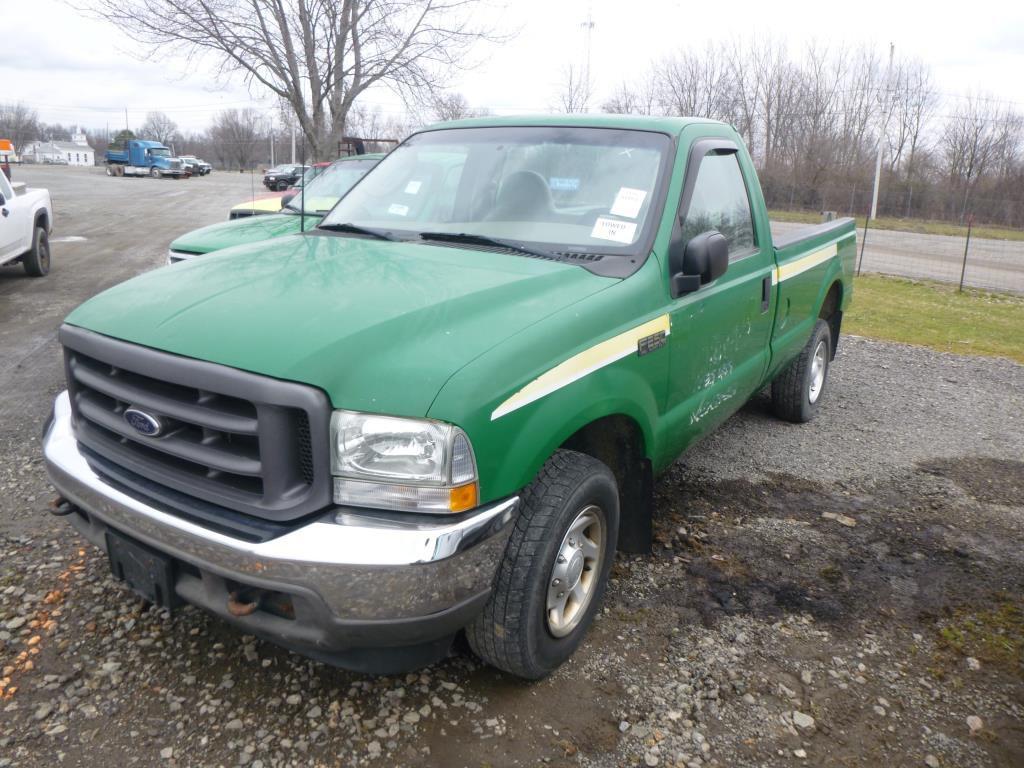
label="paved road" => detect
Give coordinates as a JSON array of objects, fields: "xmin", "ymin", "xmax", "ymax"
[{"xmin": 772, "ymin": 220, "xmax": 1024, "ymax": 293}]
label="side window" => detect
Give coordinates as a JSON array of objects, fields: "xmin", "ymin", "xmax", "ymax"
[
  {"xmin": 0, "ymin": 171, "xmax": 13, "ymax": 200},
  {"xmin": 681, "ymin": 153, "xmax": 756, "ymax": 260}
]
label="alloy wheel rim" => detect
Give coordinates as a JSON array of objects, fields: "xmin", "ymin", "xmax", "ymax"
[
  {"xmin": 546, "ymin": 504, "xmax": 605, "ymax": 638},
  {"xmin": 808, "ymin": 340, "xmax": 827, "ymax": 403}
]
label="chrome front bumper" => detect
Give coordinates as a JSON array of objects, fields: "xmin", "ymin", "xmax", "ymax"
[{"xmin": 43, "ymin": 391, "xmax": 516, "ymax": 664}]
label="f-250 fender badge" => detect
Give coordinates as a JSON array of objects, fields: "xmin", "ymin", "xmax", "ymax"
[{"xmin": 637, "ymin": 331, "xmax": 667, "ymax": 357}]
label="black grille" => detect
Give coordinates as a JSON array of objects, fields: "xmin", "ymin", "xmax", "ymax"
[{"xmin": 61, "ymin": 325, "xmax": 332, "ymax": 522}]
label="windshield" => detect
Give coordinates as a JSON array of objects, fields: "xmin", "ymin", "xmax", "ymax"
[
  {"xmin": 149, "ymin": 147, "xmax": 171, "ymax": 157},
  {"xmin": 319, "ymin": 126, "xmax": 671, "ymax": 256},
  {"xmin": 285, "ymin": 159, "xmax": 379, "ymax": 214}
]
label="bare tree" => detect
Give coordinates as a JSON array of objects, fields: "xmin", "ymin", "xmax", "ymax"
[
  {"xmin": 557, "ymin": 65, "xmax": 593, "ymax": 114},
  {"xmin": 0, "ymin": 103, "xmax": 40, "ymax": 153},
  {"xmin": 427, "ymin": 91, "xmax": 488, "ymax": 122},
  {"xmin": 942, "ymin": 95, "xmax": 1008, "ymax": 221},
  {"xmin": 209, "ymin": 108, "xmax": 264, "ymax": 170},
  {"xmin": 87, "ymin": 0, "xmax": 500, "ymax": 159},
  {"xmin": 139, "ymin": 111, "xmax": 179, "ymax": 146},
  {"xmin": 601, "ymin": 77, "xmax": 658, "ymax": 115}
]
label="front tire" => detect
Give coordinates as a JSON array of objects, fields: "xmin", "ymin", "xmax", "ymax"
[
  {"xmin": 22, "ymin": 226, "xmax": 50, "ymax": 277},
  {"xmin": 149, "ymin": 167, "xmax": 160, "ymax": 179},
  {"xmin": 467, "ymin": 449, "xmax": 619, "ymax": 679},
  {"xmin": 771, "ymin": 318, "xmax": 832, "ymax": 423}
]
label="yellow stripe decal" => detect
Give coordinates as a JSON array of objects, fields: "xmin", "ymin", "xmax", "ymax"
[
  {"xmin": 491, "ymin": 314, "xmax": 671, "ymax": 421},
  {"xmin": 774, "ymin": 243, "xmax": 838, "ymax": 284}
]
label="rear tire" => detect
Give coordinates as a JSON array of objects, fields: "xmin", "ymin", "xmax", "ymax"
[
  {"xmin": 22, "ymin": 226, "xmax": 50, "ymax": 277},
  {"xmin": 771, "ymin": 318, "xmax": 832, "ymax": 423},
  {"xmin": 467, "ymin": 449, "xmax": 619, "ymax": 679}
]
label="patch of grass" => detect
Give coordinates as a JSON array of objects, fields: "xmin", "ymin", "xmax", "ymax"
[
  {"xmin": 936, "ymin": 597, "xmax": 1024, "ymax": 675},
  {"xmin": 844, "ymin": 275, "xmax": 1024, "ymax": 363},
  {"xmin": 769, "ymin": 209, "xmax": 1024, "ymax": 242}
]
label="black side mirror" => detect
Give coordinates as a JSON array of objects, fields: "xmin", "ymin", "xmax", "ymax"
[{"xmin": 670, "ymin": 230, "xmax": 729, "ymax": 296}]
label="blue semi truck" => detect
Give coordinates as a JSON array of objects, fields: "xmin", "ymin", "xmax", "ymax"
[{"xmin": 105, "ymin": 139, "xmax": 186, "ymax": 178}]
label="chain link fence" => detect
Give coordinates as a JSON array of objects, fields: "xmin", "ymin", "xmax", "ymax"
[{"xmin": 771, "ymin": 218, "xmax": 1024, "ymax": 294}]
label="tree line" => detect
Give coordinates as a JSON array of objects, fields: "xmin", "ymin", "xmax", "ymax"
[{"xmin": 596, "ymin": 40, "xmax": 1023, "ymax": 227}]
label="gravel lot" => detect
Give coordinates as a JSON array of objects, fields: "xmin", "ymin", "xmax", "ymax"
[{"xmin": 2, "ymin": 166, "xmax": 1023, "ymax": 767}]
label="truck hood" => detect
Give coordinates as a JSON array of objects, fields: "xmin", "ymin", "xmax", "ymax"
[
  {"xmin": 170, "ymin": 213, "xmax": 318, "ymax": 255},
  {"xmin": 66, "ymin": 233, "xmax": 613, "ymax": 416}
]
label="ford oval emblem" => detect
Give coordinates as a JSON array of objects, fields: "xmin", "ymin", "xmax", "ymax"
[{"xmin": 123, "ymin": 408, "xmax": 163, "ymax": 437}]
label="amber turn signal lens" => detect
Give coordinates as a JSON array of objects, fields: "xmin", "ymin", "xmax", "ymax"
[{"xmin": 449, "ymin": 482, "xmax": 478, "ymax": 513}]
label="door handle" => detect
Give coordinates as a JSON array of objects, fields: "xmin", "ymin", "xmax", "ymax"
[
  {"xmin": 1, "ymin": 208, "xmax": 8, "ymax": 217},
  {"xmin": 761, "ymin": 275, "xmax": 771, "ymax": 312}
]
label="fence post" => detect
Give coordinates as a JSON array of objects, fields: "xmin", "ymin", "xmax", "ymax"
[
  {"xmin": 958, "ymin": 214, "xmax": 973, "ymax": 292},
  {"xmin": 856, "ymin": 212, "xmax": 870, "ymax": 276}
]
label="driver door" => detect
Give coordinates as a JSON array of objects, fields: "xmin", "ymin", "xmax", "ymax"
[{"xmin": 663, "ymin": 140, "xmax": 776, "ymax": 456}]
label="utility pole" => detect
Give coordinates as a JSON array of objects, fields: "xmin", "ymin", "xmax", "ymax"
[
  {"xmin": 269, "ymin": 128, "xmax": 275, "ymax": 167},
  {"xmin": 580, "ymin": 4, "xmax": 595, "ymax": 108},
  {"xmin": 291, "ymin": 127, "xmax": 296, "ymax": 164},
  {"xmin": 869, "ymin": 42, "xmax": 896, "ymax": 220},
  {"xmin": 124, "ymin": 108, "xmax": 129, "ymax": 132}
]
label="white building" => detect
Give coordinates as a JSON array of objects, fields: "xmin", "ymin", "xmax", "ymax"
[{"xmin": 24, "ymin": 133, "xmax": 95, "ymax": 166}]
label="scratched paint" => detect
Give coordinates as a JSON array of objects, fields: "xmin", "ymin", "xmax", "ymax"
[{"xmin": 689, "ymin": 386, "xmax": 736, "ymax": 425}]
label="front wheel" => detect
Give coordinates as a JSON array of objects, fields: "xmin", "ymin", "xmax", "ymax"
[
  {"xmin": 149, "ymin": 167, "xmax": 160, "ymax": 179},
  {"xmin": 771, "ymin": 318, "xmax": 832, "ymax": 423},
  {"xmin": 22, "ymin": 226, "xmax": 50, "ymax": 277},
  {"xmin": 467, "ymin": 449, "xmax": 619, "ymax": 679}
]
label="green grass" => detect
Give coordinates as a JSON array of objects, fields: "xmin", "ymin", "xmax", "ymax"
[
  {"xmin": 844, "ymin": 275, "xmax": 1024, "ymax": 363},
  {"xmin": 937, "ymin": 597, "xmax": 1024, "ymax": 676},
  {"xmin": 769, "ymin": 209, "xmax": 1024, "ymax": 242}
]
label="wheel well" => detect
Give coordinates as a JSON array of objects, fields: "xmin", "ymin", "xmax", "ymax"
[
  {"xmin": 560, "ymin": 414, "xmax": 653, "ymax": 554},
  {"xmin": 34, "ymin": 210, "xmax": 49, "ymax": 232},
  {"xmin": 819, "ymin": 281, "xmax": 843, "ymax": 359}
]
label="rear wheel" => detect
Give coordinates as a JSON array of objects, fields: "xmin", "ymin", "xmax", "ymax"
[
  {"xmin": 22, "ymin": 226, "xmax": 50, "ymax": 277},
  {"xmin": 467, "ymin": 449, "xmax": 619, "ymax": 679},
  {"xmin": 771, "ymin": 318, "xmax": 832, "ymax": 423}
]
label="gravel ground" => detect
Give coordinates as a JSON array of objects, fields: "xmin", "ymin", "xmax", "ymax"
[{"xmin": 1, "ymin": 167, "xmax": 1023, "ymax": 767}]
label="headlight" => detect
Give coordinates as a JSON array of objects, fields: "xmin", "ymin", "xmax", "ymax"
[{"xmin": 330, "ymin": 410, "xmax": 478, "ymax": 514}]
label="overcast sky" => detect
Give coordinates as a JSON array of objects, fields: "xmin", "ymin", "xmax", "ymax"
[{"xmin": 3, "ymin": 0, "xmax": 1023, "ymax": 135}]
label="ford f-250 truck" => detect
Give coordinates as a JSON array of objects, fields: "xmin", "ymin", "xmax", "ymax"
[
  {"xmin": 0, "ymin": 169, "xmax": 53, "ymax": 276},
  {"xmin": 43, "ymin": 116, "xmax": 854, "ymax": 678},
  {"xmin": 105, "ymin": 139, "xmax": 186, "ymax": 178}
]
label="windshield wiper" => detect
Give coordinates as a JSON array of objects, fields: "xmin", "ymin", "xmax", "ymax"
[
  {"xmin": 318, "ymin": 222, "xmax": 398, "ymax": 241},
  {"xmin": 418, "ymin": 232, "xmax": 556, "ymax": 260}
]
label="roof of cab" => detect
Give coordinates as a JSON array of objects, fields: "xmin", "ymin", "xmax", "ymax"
[{"xmin": 419, "ymin": 114, "xmax": 727, "ymax": 135}]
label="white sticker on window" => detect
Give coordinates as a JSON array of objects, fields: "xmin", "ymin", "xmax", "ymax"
[
  {"xmin": 590, "ymin": 217, "xmax": 637, "ymax": 244},
  {"xmin": 404, "ymin": 180, "xmax": 422, "ymax": 195},
  {"xmin": 388, "ymin": 203, "xmax": 410, "ymax": 216},
  {"xmin": 609, "ymin": 187, "xmax": 647, "ymax": 219}
]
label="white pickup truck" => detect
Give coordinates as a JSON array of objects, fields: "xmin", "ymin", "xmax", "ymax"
[{"xmin": 0, "ymin": 171, "xmax": 53, "ymax": 277}]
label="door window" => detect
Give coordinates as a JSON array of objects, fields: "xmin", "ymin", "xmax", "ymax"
[{"xmin": 681, "ymin": 153, "xmax": 755, "ymax": 259}]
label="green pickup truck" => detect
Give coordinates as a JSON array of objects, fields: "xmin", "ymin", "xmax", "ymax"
[
  {"xmin": 167, "ymin": 154, "xmax": 382, "ymax": 263},
  {"xmin": 43, "ymin": 115, "xmax": 854, "ymax": 679}
]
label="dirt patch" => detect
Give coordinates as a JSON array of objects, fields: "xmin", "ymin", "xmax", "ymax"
[{"xmin": 919, "ymin": 457, "xmax": 1024, "ymax": 507}]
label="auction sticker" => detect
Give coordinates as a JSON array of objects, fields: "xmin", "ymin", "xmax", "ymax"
[
  {"xmin": 610, "ymin": 187, "xmax": 647, "ymax": 219},
  {"xmin": 591, "ymin": 217, "xmax": 637, "ymax": 244},
  {"xmin": 404, "ymin": 180, "xmax": 422, "ymax": 194},
  {"xmin": 388, "ymin": 203, "xmax": 410, "ymax": 216}
]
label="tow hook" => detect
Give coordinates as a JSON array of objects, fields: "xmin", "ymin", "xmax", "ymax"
[
  {"xmin": 48, "ymin": 495, "xmax": 76, "ymax": 516},
  {"xmin": 227, "ymin": 588, "xmax": 264, "ymax": 617}
]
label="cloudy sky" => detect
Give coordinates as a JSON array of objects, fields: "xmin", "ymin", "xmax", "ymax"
[{"xmin": 3, "ymin": 0, "xmax": 1022, "ymax": 134}]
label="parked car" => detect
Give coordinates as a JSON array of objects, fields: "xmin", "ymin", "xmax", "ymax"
[
  {"xmin": 262, "ymin": 163, "xmax": 308, "ymax": 191},
  {"xmin": 42, "ymin": 115, "xmax": 854, "ymax": 678},
  {"xmin": 178, "ymin": 155, "xmax": 211, "ymax": 176},
  {"xmin": 0, "ymin": 169, "xmax": 53, "ymax": 276},
  {"xmin": 281, "ymin": 162, "xmax": 332, "ymax": 203},
  {"xmin": 226, "ymin": 156, "xmax": 378, "ymax": 221},
  {"xmin": 169, "ymin": 154, "xmax": 382, "ymax": 262}
]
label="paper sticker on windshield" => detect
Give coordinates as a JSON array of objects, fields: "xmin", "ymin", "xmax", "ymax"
[
  {"xmin": 549, "ymin": 177, "xmax": 580, "ymax": 192},
  {"xmin": 404, "ymin": 180, "xmax": 422, "ymax": 195},
  {"xmin": 388, "ymin": 203, "xmax": 410, "ymax": 216},
  {"xmin": 610, "ymin": 187, "xmax": 647, "ymax": 219},
  {"xmin": 591, "ymin": 217, "xmax": 637, "ymax": 244}
]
